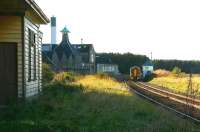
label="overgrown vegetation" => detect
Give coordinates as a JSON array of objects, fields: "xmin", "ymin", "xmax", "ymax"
[
  {"xmin": 153, "ymin": 69, "xmax": 171, "ymax": 77},
  {"xmin": 0, "ymin": 74, "xmax": 199, "ymax": 131},
  {"xmin": 53, "ymin": 72, "xmax": 76, "ymax": 82},
  {"xmin": 42, "ymin": 63, "xmax": 55, "ymax": 84},
  {"xmin": 150, "ymin": 72, "xmax": 200, "ymax": 96},
  {"xmin": 172, "ymin": 66, "xmax": 182, "ymax": 75}
]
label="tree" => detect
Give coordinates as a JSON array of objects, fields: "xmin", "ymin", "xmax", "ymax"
[
  {"xmin": 172, "ymin": 66, "xmax": 181, "ymax": 75},
  {"xmin": 96, "ymin": 53, "xmax": 149, "ymax": 74},
  {"xmin": 153, "ymin": 59, "xmax": 200, "ymax": 74}
]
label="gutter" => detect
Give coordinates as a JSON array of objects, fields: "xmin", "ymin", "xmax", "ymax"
[{"xmin": 25, "ymin": 0, "xmax": 50, "ymax": 24}]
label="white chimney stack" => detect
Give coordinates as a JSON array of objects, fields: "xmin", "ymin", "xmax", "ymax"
[{"xmin": 51, "ymin": 16, "xmax": 56, "ymax": 44}]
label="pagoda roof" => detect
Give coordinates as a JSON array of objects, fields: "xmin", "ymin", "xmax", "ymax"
[
  {"xmin": 53, "ymin": 26, "xmax": 76, "ymax": 60},
  {"xmin": 61, "ymin": 26, "xmax": 70, "ymax": 33}
]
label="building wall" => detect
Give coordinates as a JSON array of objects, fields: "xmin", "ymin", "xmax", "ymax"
[
  {"xmin": 0, "ymin": 16, "xmax": 23, "ymax": 98},
  {"xmin": 0, "ymin": 0, "xmax": 24, "ymax": 14},
  {"xmin": 97, "ymin": 64, "xmax": 119, "ymax": 74},
  {"xmin": 42, "ymin": 44, "xmax": 96, "ymax": 74},
  {"xmin": 90, "ymin": 48, "xmax": 96, "ymax": 73},
  {"xmin": 24, "ymin": 17, "xmax": 42, "ymax": 97},
  {"xmin": 89, "ymin": 47, "xmax": 95, "ymax": 63}
]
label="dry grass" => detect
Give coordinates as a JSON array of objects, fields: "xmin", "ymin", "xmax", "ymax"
[
  {"xmin": 150, "ymin": 75, "xmax": 200, "ymax": 95},
  {"xmin": 1, "ymin": 74, "xmax": 200, "ymax": 131},
  {"xmin": 53, "ymin": 72, "xmax": 75, "ymax": 82},
  {"xmin": 153, "ymin": 69, "xmax": 171, "ymax": 77},
  {"xmin": 75, "ymin": 75, "xmax": 131, "ymax": 96}
]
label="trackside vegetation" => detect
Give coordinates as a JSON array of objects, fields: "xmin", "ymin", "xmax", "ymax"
[
  {"xmin": 151, "ymin": 69, "xmax": 200, "ymax": 96},
  {"xmin": 0, "ymin": 72, "xmax": 200, "ymax": 131}
]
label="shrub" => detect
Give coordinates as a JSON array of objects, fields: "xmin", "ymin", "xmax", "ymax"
[
  {"xmin": 42, "ymin": 63, "xmax": 55, "ymax": 84},
  {"xmin": 53, "ymin": 72, "xmax": 75, "ymax": 82},
  {"xmin": 96, "ymin": 73, "xmax": 110, "ymax": 79},
  {"xmin": 153, "ymin": 69, "xmax": 171, "ymax": 77},
  {"xmin": 172, "ymin": 67, "xmax": 182, "ymax": 75},
  {"xmin": 43, "ymin": 81, "xmax": 83, "ymax": 94}
]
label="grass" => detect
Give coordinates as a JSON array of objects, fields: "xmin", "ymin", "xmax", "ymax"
[
  {"xmin": 150, "ymin": 75, "xmax": 200, "ymax": 96},
  {"xmin": 0, "ymin": 74, "xmax": 200, "ymax": 131}
]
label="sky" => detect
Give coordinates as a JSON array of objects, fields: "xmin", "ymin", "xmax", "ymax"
[{"xmin": 35, "ymin": 0, "xmax": 200, "ymax": 60}]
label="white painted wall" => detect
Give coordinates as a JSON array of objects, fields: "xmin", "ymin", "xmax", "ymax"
[
  {"xmin": 51, "ymin": 26, "xmax": 56, "ymax": 44},
  {"xmin": 97, "ymin": 64, "xmax": 119, "ymax": 74}
]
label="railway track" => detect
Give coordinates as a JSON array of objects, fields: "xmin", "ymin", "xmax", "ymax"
[
  {"xmin": 137, "ymin": 82, "xmax": 200, "ymax": 108},
  {"xmin": 126, "ymin": 81, "xmax": 200, "ymax": 124}
]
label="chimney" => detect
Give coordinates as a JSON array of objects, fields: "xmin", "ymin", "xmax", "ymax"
[{"xmin": 51, "ymin": 16, "xmax": 56, "ymax": 44}]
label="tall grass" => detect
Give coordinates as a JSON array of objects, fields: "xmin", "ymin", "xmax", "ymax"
[
  {"xmin": 150, "ymin": 76, "xmax": 200, "ymax": 95},
  {"xmin": 53, "ymin": 72, "xmax": 76, "ymax": 82},
  {"xmin": 0, "ymin": 74, "xmax": 199, "ymax": 131},
  {"xmin": 76, "ymin": 74, "xmax": 130, "ymax": 96}
]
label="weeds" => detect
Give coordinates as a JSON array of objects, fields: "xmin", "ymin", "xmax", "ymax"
[
  {"xmin": 150, "ymin": 75, "xmax": 200, "ymax": 96},
  {"xmin": 0, "ymin": 75, "xmax": 199, "ymax": 132}
]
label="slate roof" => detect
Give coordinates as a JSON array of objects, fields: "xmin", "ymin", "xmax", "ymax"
[
  {"xmin": 42, "ymin": 27, "xmax": 95, "ymax": 62},
  {"xmin": 42, "ymin": 44, "xmax": 57, "ymax": 52},
  {"xmin": 54, "ymin": 27, "xmax": 76, "ymax": 60},
  {"xmin": 96, "ymin": 57, "xmax": 113, "ymax": 64},
  {"xmin": 72, "ymin": 44, "xmax": 93, "ymax": 53},
  {"xmin": 54, "ymin": 44, "xmax": 76, "ymax": 60}
]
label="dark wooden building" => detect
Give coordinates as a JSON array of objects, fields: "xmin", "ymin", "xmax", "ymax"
[{"xmin": 0, "ymin": 0, "xmax": 49, "ymax": 105}]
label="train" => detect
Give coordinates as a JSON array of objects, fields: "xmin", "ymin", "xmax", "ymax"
[
  {"xmin": 130, "ymin": 66, "xmax": 142, "ymax": 81},
  {"xmin": 130, "ymin": 66, "xmax": 153, "ymax": 81}
]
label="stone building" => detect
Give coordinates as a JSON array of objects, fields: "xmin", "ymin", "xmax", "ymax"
[
  {"xmin": 72, "ymin": 44, "xmax": 96, "ymax": 73},
  {"xmin": 42, "ymin": 27, "xmax": 96, "ymax": 73}
]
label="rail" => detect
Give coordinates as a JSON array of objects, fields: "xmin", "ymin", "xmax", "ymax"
[{"xmin": 126, "ymin": 81, "xmax": 200, "ymax": 124}]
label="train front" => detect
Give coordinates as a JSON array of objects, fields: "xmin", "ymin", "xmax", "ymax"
[{"xmin": 130, "ymin": 66, "xmax": 142, "ymax": 81}]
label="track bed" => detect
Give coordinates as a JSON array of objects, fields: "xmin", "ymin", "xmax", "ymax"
[{"xmin": 127, "ymin": 81, "xmax": 200, "ymax": 123}]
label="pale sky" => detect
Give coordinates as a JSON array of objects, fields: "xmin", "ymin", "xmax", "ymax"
[{"xmin": 35, "ymin": 0, "xmax": 200, "ymax": 60}]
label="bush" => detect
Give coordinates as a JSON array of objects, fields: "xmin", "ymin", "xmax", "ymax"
[
  {"xmin": 172, "ymin": 67, "xmax": 181, "ymax": 74},
  {"xmin": 53, "ymin": 72, "xmax": 75, "ymax": 82},
  {"xmin": 96, "ymin": 73, "xmax": 110, "ymax": 79},
  {"xmin": 42, "ymin": 63, "xmax": 55, "ymax": 84},
  {"xmin": 43, "ymin": 81, "xmax": 83, "ymax": 94},
  {"xmin": 172, "ymin": 67, "xmax": 182, "ymax": 77},
  {"xmin": 153, "ymin": 69, "xmax": 171, "ymax": 77}
]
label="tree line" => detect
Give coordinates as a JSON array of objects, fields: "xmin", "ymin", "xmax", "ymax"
[
  {"xmin": 96, "ymin": 53, "xmax": 149, "ymax": 74},
  {"xmin": 153, "ymin": 60, "xmax": 200, "ymax": 73},
  {"xmin": 96, "ymin": 53, "xmax": 200, "ymax": 74}
]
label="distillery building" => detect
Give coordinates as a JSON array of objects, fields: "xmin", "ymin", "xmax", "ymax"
[{"xmin": 42, "ymin": 22, "xmax": 96, "ymax": 73}]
